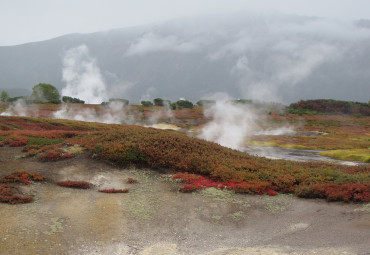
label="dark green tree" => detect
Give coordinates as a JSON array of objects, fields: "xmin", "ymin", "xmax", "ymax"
[
  {"xmin": 153, "ymin": 98, "xmax": 164, "ymax": 106},
  {"xmin": 176, "ymin": 100, "xmax": 194, "ymax": 109},
  {"xmin": 31, "ymin": 83, "xmax": 61, "ymax": 104},
  {"xmin": 62, "ymin": 96, "xmax": 85, "ymax": 104},
  {"xmin": 141, "ymin": 101, "xmax": 153, "ymax": 107}
]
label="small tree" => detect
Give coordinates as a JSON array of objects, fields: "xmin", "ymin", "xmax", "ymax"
[
  {"xmin": 31, "ymin": 83, "xmax": 61, "ymax": 104},
  {"xmin": 62, "ymin": 96, "xmax": 85, "ymax": 104},
  {"xmin": 153, "ymin": 98, "xmax": 164, "ymax": 106},
  {"xmin": 141, "ymin": 101, "xmax": 153, "ymax": 107},
  {"xmin": 170, "ymin": 103, "xmax": 177, "ymax": 110},
  {"xmin": 0, "ymin": 90, "xmax": 10, "ymax": 103},
  {"xmin": 176, "ymin": 100, "xmax": 194, "ymax": 109}
]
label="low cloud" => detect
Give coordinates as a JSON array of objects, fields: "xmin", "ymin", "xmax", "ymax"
[{"xmin": 125, "ymin": 32, "xmax": 201, "ymax": 56}]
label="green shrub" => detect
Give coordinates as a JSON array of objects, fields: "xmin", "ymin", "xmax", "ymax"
[
  {"xmin": 141, "ymin": 101, "xmax": 153, "ymax": 107},
  {"xmin": 62, "ymin": 96, "xmax": 85, "ymax": 104}
]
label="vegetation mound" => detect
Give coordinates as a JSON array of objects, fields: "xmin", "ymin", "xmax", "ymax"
[{"xmin": 0, "ymin": 116, "xmax": 369, "ymax": 202}]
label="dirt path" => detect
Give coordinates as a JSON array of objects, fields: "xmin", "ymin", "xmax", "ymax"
[{"xmin": 0, "ymin": 147, "xmax": 369, "ymax": 255}]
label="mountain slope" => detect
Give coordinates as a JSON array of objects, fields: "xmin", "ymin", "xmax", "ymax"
[{"xmin": 1, "ymin": 12, "xmax": 369, "ymax": 104}]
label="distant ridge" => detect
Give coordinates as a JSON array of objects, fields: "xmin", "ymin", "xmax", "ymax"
[{"xmin": 1, "ymin": 12, "xmax": 369, "ymax": 104}]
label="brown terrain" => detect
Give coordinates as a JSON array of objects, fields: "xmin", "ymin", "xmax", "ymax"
[{"xmin": 1, "ymin": 146, "xmax": 369, "ymax": 255}]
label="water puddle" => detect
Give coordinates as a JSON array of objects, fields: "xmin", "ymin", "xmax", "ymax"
[{"xmin": 244, "ymin": 146, "xmax": 365, "ymax": 166}]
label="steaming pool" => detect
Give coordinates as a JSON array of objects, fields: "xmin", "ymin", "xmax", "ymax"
[{"xmin": 244, "ymin": 146, "xmax": 364, "ymax": 166}]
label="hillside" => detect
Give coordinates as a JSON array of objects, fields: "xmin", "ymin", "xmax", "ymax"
[
  {"xmin": 1, "ymin": 13, "xmax": 370, "ymax": 104},
  {"xmin": 0, "ymin": 116, "xmax": 369, "ymax": 202}
]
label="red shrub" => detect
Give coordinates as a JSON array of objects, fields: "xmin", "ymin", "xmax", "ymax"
[
  {"xmin": 172, "ymin": 173, "xmax": 205, "ymax": 183},
  {"xmin": 179, "ymin": 184, "xmax": 198, "ymax": 193},
  {"xmin": 34, "ymin": 145, "xmax": 73, "ymax": 161},
  {"xmin": 127, "ymin": 178, "xmax": 138, "ymax": 184},
  {"xmin": 0, "ymin": 170, "xmax": 45, "ymax": 185},
  {"xmin": 266, "ymin": 189, "xmax": 278, "ymax": 196},
  {"xmin": 5, "ymin": 135, "xmax": 29, "ymax": 147},
  {"xmin": 98, "ymin": 188, "xmax": 129, "ymax": 193},
  {"xmin": 233, "ymin": 181, "xmax": 271, "ymax": 195},
  {"xmin": 271, "ymin": 174, "xmax": 297, "ymax": 193},
  {"xmin": 0, "ymin": 184, "xmax": 34, "ymax": 204},
  {"xmin": 56, "ymin": 180, "xmax": 91, "ymax": 189},
  {"xmin": 295, "ymin": 183, "xmax": 370, "ymax": 202}
]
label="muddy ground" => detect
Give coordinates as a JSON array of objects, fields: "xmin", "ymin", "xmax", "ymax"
[{"xmin": 0, "ymin": 146, "xmax": 369, "ymax": 255}]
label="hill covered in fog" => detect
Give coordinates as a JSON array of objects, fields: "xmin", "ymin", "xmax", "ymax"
[{"xmin": 0, "ymin": 12, "xmax": 369, "ymax": 104}]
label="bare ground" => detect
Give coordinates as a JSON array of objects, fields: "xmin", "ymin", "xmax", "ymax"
[{"xmin": 0, "ymin": 146, "xmax": 369, "ymax": 255}]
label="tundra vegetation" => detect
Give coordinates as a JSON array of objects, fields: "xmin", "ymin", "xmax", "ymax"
[{"xmin": 0, "ymin": 114, "xmax": 369, "ymax": 203}]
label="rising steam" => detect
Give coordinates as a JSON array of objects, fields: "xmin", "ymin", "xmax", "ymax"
[
  {"xmin": 198, "ymin": 95, "xmax": 257, "ymax": 150},
  {"xmin": 0, "ymin": 99, "xmax": 38, "ymax": 117},
  {"xmin": 61, "ymin": 44, "xmax": 108, "ymax": 104}
]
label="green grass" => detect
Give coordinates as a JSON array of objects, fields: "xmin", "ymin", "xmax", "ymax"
[
  {"xmin": 320, "ymin": 149, "xmax": 370, "ymax": 163},
  {"xmin": 0, "ymin": 135, "xmax": 6, "ymax": 141}
]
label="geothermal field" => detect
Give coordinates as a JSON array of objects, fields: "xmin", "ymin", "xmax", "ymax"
[
  {"xmin": 0, "ymin": 101, "xmax": 369, "ymax": 255},
  {"xmin": 1, "ymin": 2, "xmax": 370, "ymax": 254}
]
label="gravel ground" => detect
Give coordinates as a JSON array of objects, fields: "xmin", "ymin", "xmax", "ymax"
[{"xmin": 0, "ymin": 147, "xmax": 369, "ymax": 255}]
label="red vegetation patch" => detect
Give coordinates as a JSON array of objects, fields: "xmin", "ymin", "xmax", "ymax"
[
  {"xmin": 127, "ymin": 178, "xmax": 138, "ymax": 184},
  {"xmin": 39, "ymin": 145, "xmax": 73, "ymax": 161},
  {"xmin": 0, "ymin": 184, "xmax": 34, "ymax": 204},
  {"xmin": 179, "ymin": 184, "xmax": 198, "ymax": 193},
  {"xmin": 0, "ymin": 170, "xmax": 45, "ymax": 185},
  {"xmin": 296, "ymin": 183, "xmax": 370, "ymax": 202},
  {"xmin": 4, "ymin": 134, "xmax": 29, "ymax": 147},
  {"xmin": 98, "ymin": 188, "xmax": 129, "ymax": 193},
  {"xmin": 23, "ymin": 144, "xmax": 73, "ymax": 161},
  {"xmin": 1, "ymin": 116, "xmax": 369, "ymax": 203},
  {"xmin": 56, "ymin": 180, "xmax": 91, "ymax": 189},
  {"xmin": 173, "ymin": 173, "xmax": 279, "ymax": 196},
  {"xmin": 0, "ymin": 130, "xmax": 82, "ymax": 139}
]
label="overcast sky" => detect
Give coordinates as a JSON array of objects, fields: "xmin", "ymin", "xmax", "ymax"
[{"xmin": 1, "ymin": 0, "xmax": 370, "ymax": 46}]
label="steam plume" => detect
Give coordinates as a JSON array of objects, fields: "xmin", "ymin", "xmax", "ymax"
[
  {"xmin": 198, "ymin": 95, "xmax": 256, "ymax": 150},
  {"xmin": 62, "ymin": 45, "xmax": 108, "ymax": 104}
]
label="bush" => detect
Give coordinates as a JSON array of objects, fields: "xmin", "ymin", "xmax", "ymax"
[
  {"xmin": 98, "ymin": 188, "xmax": 129, "ymax": 193},
  {"xmin": 22, "ymin": 144, "xmax": 73, "ymax": 161},
  {"xmin": 0, "ymin": 185, "xmax": 33, "ymax": 204},
  {"xmin": 5, "ymin": 135, "xmax": 29, "ymax": 147},
  {"xmin": 176, "ymin": 100, "xmax": 194, "ymax": 109},
  {"xmin": 141, "ymin": 101, "xmax": 153, "ymax": 107},
  {"xmin": 56, "ymin": 180, "xmax": 91, "ymax": 189},
  {"xmin": 0, "ymin": 170, "xmax": 45, "ymax": 185},
  {"xmin": 62, "ymin": 96, "xmax": 85, "ymax": 104},
  {"xmin": 127, "ymin": 178, "xmax": 138, "ymax": 184},
  {"xmin": 179, "ymin": 184, "xmax": 198, "ymax": 193},
  {"xmin": 295, "ymin": 183, "xmax": 370, "ymax": 202},
  {"xmin": 153, "ymin": 98, "xmax": 164, "ymax": 106}
]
